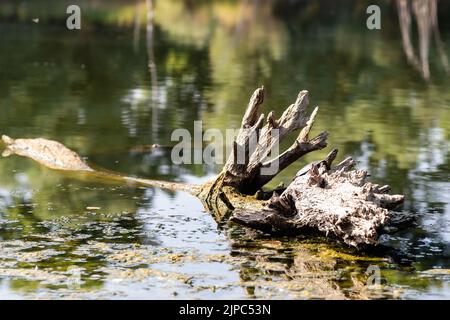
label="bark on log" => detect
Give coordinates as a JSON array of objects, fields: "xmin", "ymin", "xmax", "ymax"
[{"xmin": 201, "ymin": 87, "xmax": 413, "ymax": 247}]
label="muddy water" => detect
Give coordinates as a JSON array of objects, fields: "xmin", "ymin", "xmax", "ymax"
[{"xmin": 0, "ymin": 0, "xmax": 449, "ymax": 299}]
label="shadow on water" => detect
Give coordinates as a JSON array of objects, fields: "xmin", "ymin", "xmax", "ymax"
[{"xmin": 0, "ymin": 0, "xmax": 449, "ymax": 299}]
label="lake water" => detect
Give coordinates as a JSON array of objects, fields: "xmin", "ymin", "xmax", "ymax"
[{"xmin": 0, "ymin": 0, "xmax": 449, "ymax": 299}]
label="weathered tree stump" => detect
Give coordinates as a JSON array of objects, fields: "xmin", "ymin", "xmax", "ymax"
[{"xmin": 198, "ymin": 87, "xmax": 413, "ymax": 247}]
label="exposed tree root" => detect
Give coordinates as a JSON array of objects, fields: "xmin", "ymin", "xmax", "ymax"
[{"xmin": 201, "ymin": 87, "xmax": 413, "ymax": 247}]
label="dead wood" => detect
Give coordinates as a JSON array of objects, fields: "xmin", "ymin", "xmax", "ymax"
[{"xmin": 201, "ymin": 88, "xmax": 413, "ymax": 247}]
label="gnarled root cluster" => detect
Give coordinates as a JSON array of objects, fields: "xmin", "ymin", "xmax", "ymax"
[
  {"xmin": 201, "ymin": 87, "xmax": 413, "ymax": 247},
  {"xmin": 231, "ymin": 149, "xmax": 408, "ymax": 247}
]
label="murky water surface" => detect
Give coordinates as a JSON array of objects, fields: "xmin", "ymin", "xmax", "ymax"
[{"xmin": 0, "ymin": 0, "xmax": 449, "ymax": 299}]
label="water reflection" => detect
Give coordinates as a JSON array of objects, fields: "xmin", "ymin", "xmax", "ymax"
[
  {"xmin": 0, "ymin": 0, "xmax": 449, "ymax": 299},
  {"xmin": 396, "ymin": 0, "xmax": 449, "ymax": 80}
]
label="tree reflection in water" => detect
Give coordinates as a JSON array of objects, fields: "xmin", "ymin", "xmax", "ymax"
[{"xmin": 396, "ymin": 0, "xmax": 449, "ymax": 80}]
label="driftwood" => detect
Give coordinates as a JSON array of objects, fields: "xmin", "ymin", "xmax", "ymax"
[
  {"xmin": 1, "ymin": 135, "xmax": 197, "ymax": 194},
  {"xmin": 199, "ymin": 87, "xmax": 413, "ymax": 247},
  {"xmin": 1, "ymin": 88, "xmax": 414, "ymax": 248},
  {"xmin": 2, "ymin": 135, "xmax": 93, "ymax": 172},
  {"xmin": 230, "ymin": 150, "xmax": 405, "ymax": 247}
]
